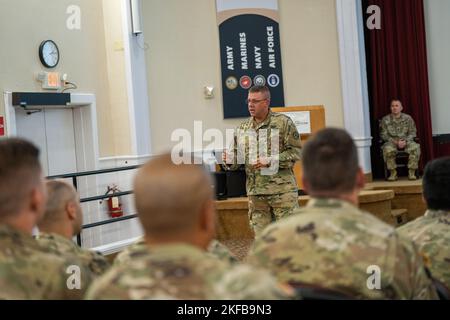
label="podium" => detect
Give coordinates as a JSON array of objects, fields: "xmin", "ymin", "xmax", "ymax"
[{"xmin": 271, "ymin": 105, "xmax": 326, "ymax": 190}]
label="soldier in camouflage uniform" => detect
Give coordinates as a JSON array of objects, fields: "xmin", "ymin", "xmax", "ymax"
[
  {"xmin": 0, "ymin": 138, "xmax": 90, "ymax": 299},
  {"xmin": 398, "ymin": 157, "xmax": 450, "ymax": 288},
  {"xmin": 86, "ymin": 154, "xmax": 294, "ymax": 300},
  {"xmin": 380, "ymin": 100, "xmax": 421, "ymax": 181},
  {"xmin": 223, "ymin": 86, "xmax": 302, "ymax": 234},
  {"xmin": 0, "ymin": 225, "xmax": 91, "ymax": 299},
  {"xmin": 247, "ymin": 128, "xmax": 438, "ymax": 299},
  {"xmin": 114, "ymin": 237, "xmax": 239, "ymax": 266},
  {"xmin": 36, "ymin": 180, "xmax": 110, "ymax": 276}
]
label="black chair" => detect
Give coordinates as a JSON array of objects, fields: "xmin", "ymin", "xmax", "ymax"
[{"xmin": 379, "ymin": 137, "xmax": 420, "ymax": 180}]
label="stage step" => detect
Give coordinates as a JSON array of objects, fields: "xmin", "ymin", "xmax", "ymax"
[{"xmin": 391, "ymin": 208, "xmax": 408, "ymax": 226}]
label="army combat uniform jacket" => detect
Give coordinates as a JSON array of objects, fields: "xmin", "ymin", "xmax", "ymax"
[
  {"xmin": 247, "ymin": 198, "xmax": 438, "ymax": 299},
  {"xmin": 0, "ymin": 225, "xmax": 90, "ymax": 299},
  {"xmin": 86, "ymin": 243, "xmax": 293, "ymax": 300},
  {"xmin": 226, "ymin": 111, "xmax": 302, "ymax": 196},
  {"xmin": 398, "ymin": 210, "xmax": 450, "ymax": 288},
  {"xmin": 36, "ymin": 232, "xmax": 110, "ymax": 277}
]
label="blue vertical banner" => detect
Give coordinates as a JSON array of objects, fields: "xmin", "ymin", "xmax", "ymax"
[{"xmin": 216, "ymin": 0, "xmax": 285, "ymax": 119}]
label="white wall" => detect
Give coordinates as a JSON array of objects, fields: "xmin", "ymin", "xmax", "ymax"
[
  {"xmin": 0, "ymin": 0, "xmax": 140, "ymax": 157},
  {"xmin": 424, "ymin": 0, "xmax": 450, "ymax": 135},
  {"xmin": 0, "ymin": 0, "xmax": 117, "ymax": 156},
  {"xmin": 102, "ymin": 0, "xmax": 133, "ymax": 155}
]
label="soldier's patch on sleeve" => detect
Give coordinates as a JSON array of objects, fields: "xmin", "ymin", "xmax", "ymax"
[{"xmin": 293, "ymin": 132, "xmax": 300, "ymax": 140}]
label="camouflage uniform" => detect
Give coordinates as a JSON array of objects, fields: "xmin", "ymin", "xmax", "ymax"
[
  {"xmin": 380, "ymin": 113, "xmax": 421, "ymax": 171},
  {"xmin": 0, "ymin": 225, "xmax": 91, "ymax": 299},
  {"xmin": 225, "ymin": 111, "xmax": 302, "ymax": 234},
  {"xmin": 247, "ymin": 198, "xmax": 438, "ymax": 299},
  {"xmin": 398, "ymin": 210, "xmax": 450, "ymax": 288},
  {"xmin": 36, "ymin": 232, "xmax": 110, "ymax": 276},
  {"xmin": 114, "ymin": 237, "xmax": 238, "ymax": 266},
  {"xmin": 86, "ymin": 243, "xmax": 294, "ymax": 300}
]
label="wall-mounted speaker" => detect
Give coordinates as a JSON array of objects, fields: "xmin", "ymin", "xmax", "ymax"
[{"xmin": 130, "ymin": 0, "xmax": 143, "ymax": 35}]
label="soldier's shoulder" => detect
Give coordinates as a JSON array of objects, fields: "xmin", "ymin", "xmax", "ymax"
[
  {"xmin": 398, "ymin": 215, "xmax": 428, "ymax": 233},
  {"xmin": 37, "ymin": 232, "xmax": 78, "ymax": 253},
  {"xmin": 81, "ymin": 249, "xmax": 110, "ymax": 274},
  {"xmin": 260, "ymin": 204, "xmax": 394, "ymax": 243},
  {"xmin": 213, "ymin": 263, "xmax": 295, "ymax": 299},
  {"xmin": 207, "ymin": 239, "xmax": 238, "ymax": 264},
  {"xmin": 401, "ymin": 113, "xmax": 415, "ymax": 122},
  {"xmin": 271, "ymin": 112, "xmax": 288, "ymax": 119},
  {"xmin": 114, "ymin": 242, "xmax": 149, "ymax": 266},
  {"xmin": 85, "ymin": 264, "xmax": 129, "ymax": 299},
  {"xmin": 399, "ymin": 213, "xmax": 450, "ymax": 243},
  {"xmin": 2, "ymin": 246, "xmax": 79, "ymax": 298},
  {"xmin": 271, "ymin": 112, "xmax": 293, "ymax": 124},
  {"xmin": 255, "ymin": 210, "xmax": 308, "ymax": 241},
  {"xmin": 237, "ymin": 117, "xmax": 253, "ymax": 129},
  {"xmin": 402, "ymin": 113, "xmax": 413, "ymax": 119},
  {"xmin": 380, "ymin": 114, "xmax": 392, "ymax": 123}
]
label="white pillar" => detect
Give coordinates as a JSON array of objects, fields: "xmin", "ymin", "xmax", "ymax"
[
  {"xmin": 336, "ymin": 0, "xmax": 373, "ymax": 175},
  {"xmin": 121, "ymin": 0, "xmax": 152, "ymax": 156}
]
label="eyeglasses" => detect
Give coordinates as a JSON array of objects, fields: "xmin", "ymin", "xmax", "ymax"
[{"xmin": 245, "ymin": 98, "xmax": 267, "ymax": 105}]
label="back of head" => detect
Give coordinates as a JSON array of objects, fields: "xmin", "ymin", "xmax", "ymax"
[
  {"xmin": 423, "ymin": 157, "xmax": 450, "ymax": 211},
  {"xmin": 302, "ymin": 128, "xmax": 359, "ymax": 195},
  {"xmin": 38, "ymin": 180, "xmax": 80, "ymax": 230},
  {"xmin": 0, "ymin": 138, "xmax": 42, "ymax": 220},
  {"xmin": 134, "ymin": 153, "xmax": 214, "ymax": 237}
]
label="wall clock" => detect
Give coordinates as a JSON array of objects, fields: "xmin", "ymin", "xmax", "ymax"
[{"xmin": 39, "ymin": 40, "xmax": 60, "ymax": 68}]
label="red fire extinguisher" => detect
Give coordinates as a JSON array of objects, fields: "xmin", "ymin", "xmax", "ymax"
[{"xmin": 104, "ymin": 184, "xmax": 124, "ymax": 218}]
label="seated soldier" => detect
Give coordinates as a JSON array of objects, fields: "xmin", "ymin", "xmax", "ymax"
[
  {"xmin": 0, "ymin": 138, "xmax": 90, "ymax": 299},
  {"xmin": 398, "ymin": 157, "xmax": 450, "ymax": 289},
  {"xmin": 86, "ymin": 153, "xmax": 293, "ymax": 300},
  {"xmin": 380, "ymin": 99, "xmax": 421, "ymax": 181},
  {"xmin": 246, "ymin": 128, "xmax": 438, "ymax": 299},
  {"xmin": 36, "ymin": 180, "xmax": 110, "ymax": 276}
]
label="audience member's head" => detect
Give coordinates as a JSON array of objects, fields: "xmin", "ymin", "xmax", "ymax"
[
  {"xmin": 38, "ymin": 180, "xmax": 83, "ymax": 238},
  {"xmin": 423, "ymin": 157, "xmax": 450, "ymax": 211},
  {"xmin": 302, "ymin": 128, "xmax": 364, "ymax": 203},
  {"xmin": 134, "ymin": 153, "xmax": 215, "ymax": 249},
  {"xmin": 0, "ymin": 138, "xmax": 46, "ymax": 232}
]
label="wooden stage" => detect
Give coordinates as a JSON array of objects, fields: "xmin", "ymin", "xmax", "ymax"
[{"xmin": 215, "ymin": 178, "xmax": 423, "ymax": 241}]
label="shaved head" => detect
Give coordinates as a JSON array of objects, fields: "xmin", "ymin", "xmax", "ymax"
[
  {"xmin": 134, "ymin": 154, "xmax": 214, "ymax": 237},
  {"xmin": 38, "ymin": 180, "xmax": 82, "ymax": 235}
]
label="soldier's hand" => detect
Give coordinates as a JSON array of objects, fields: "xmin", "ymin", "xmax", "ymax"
[
  {"xmin": 253, "ymin": 157, "xmax": 271, "ymax": 169},
  {"xmin": 222, "ymin": 149, "xmax": 233, "ymax": 165}
]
